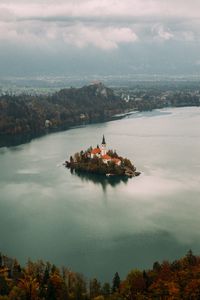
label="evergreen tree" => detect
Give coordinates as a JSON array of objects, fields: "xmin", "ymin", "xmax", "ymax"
[
  {"xmin": 153, "ymin": 261, "xmax": 161, "ymax": 272},
  {"xmin": 39, "ymin": 264, "xmax": 50, "ymax": 298},
  {"xmin": 46, "ymin": 278, "xmax": 56, "ymax": 300},
  {"xmin": 186, "ymin": 249, "xmax": 197, "ymax": 266},
  {"xmin": 112, "ymin": 272, "xmax": 120, "ymax": 293}
]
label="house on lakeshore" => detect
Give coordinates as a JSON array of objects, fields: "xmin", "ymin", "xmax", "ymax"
[{"xmin": 90, "ymin": 135, "xmax": 121, "ymax": 166}]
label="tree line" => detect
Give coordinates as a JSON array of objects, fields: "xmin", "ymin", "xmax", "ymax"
[
  {"xmin": 0, "ymin": 83, "xmax": 125, "ymax": 137},
  {"xmin": 2, "ymin": 82, "xmax": 200, "ymax": 139},
  {"xmin": 0, "ymin": 250, "xmax": 200, "ymax": 299}
]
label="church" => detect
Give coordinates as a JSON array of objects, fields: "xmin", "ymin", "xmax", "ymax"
[{"xmin": 90, "ymin": 135, "xmax": 121, "ymax": 166}]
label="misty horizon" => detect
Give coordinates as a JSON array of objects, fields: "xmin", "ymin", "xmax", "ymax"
[{"xmin": 0, "ymin": 0, "xmax": 200, "ymax": 77}]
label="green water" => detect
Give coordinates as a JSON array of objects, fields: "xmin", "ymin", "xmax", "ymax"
[{"xmin": 0, "ymin": 107, "xmax": 200, "ymax": 281}]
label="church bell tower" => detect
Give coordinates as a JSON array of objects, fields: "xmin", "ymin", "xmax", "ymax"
[{"xmin": 101, "ymin": 135, "xmax": 107, "ymax": 156}]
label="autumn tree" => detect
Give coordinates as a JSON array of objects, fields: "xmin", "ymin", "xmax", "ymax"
[
  {"xmin": 18, "ymin": 274, "xmax": 39, "ymax": 300},
  {"xmin": 73, "ymin": 273, "xmax": 87, "ymax": 300},
  {"xmin": 184, "ymin": 279, "xmax": 200, "ymax": 299},
  {"xmin": 149, "ymin": 279, "xmax": 180, "ymax": 299},
  {"xmin": 121, "ymin": 270, "xmax": 145, "ymax": 300},
  {"xmin": 46, "ymin": 271, "xmax": 68, "ymax": 300},
  {"xmin": 90, "ymin": 278, "xmax": 101, "ymax": 299}
]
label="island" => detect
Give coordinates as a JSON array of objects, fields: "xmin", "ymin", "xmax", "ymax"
[{"xmin": 65, "ymin": 135, "xmax": 140, "ymax": 178}]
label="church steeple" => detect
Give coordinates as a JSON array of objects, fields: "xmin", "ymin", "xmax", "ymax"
[{"xmin": 101, "ymin": 135, "xmax": 107, "ymax": 156}]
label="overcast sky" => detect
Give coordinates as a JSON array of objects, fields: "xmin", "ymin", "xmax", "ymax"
[{"xmin": 0, "ymin": 0, "xmax": 200, "ymax": 76}]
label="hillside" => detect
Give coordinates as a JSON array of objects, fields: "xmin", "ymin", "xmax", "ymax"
[{"xmin": 0, "ymin": 83, "xmax": 126, "ymax": 137}]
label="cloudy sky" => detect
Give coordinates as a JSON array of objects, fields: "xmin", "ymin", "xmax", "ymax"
[{"xmin": 0, "ymin": 0, "xmax": 200, "ymax": 76}]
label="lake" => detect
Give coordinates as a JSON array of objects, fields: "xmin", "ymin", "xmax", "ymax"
[{"xmin": 0, "ymin": 107, "xmax": 200, "ymax": 281}]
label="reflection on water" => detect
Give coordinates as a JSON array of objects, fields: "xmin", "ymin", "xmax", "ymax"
[
  {"xmin": 0, "ymin": 133, "xmax": 33, "ymax": 148},
  {"xmin": 0, "ymin": 110, "xmax": 172, "ymax": 148},
  {"xmin": 0, "ymin": 132, "xmax": 50, "ymax": 148},
  {"xmin": 71, "ymin": 169, "xmax": 128, "ymax": 191}
]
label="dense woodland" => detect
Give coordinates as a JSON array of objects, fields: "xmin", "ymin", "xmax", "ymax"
[
  {"xmin": 0, "ymin": 251, "xmax": 200, "ymax": 299},
  {"xmin": 1, "ymin": 82, "xmax": 200, "ymax": 140},
  {"xmin": 0, "ymin": 83, "xmax": 126, "ymax": 136}
]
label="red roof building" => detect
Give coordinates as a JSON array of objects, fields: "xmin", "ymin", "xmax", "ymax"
[
  {"xmin": 101, "ymin": 154, "xmax": 111, "ymax": 160},
  {"xmin": 90, "ymin": 137, "xmax": 121, "ymax": 166},
  {"xmin": 91, "ymin": 147, "xmax": 101, "ymax": 158},
  {"xmin": 91, "ymin": 148, "xmax": 101, "ymax": 155}
]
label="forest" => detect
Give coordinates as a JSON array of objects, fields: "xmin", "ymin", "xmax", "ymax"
[
  {"xmin": 1, "ymin": 82, "xmax": 200, "ymax": 141},
  {"xmin": 0, "ymin": 250, "xmax": 200, "ymax": 299},
  {"xmin": 0, "ymin": 83, "xmax": 126, "ymax": 137}
]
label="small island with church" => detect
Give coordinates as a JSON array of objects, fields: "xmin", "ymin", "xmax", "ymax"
[{"xmin": 65, "ymin": 136, "xmax": 140, "ymax": 178}]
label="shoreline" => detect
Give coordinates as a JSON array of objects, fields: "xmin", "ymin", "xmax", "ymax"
[
  {"xmin": 0, "ymin": 105, "xmax": 199, "ymax": 148},
  {"xmin": 0, "ymin": 109, "xmax": 134, "ymax": 148},
  {"xmin": 65, "ymin": 161, "xmax": 141, "ymax": 178}
]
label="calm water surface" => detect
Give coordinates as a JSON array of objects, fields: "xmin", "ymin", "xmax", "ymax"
[{"xmin": 0, "ymin": 107, "xmax": 200, "ymax": 281}]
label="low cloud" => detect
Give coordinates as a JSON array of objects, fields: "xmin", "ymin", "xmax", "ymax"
[
  {"xmin": 0, "ymin": 20, "xmax": 138, "ymax": 50},
  {"xmin": 0, "ymin": 0, "xmax": 200, "ymax": 49},
  {"xmin": 0, "ymin": 0, "xmax": 200, "ymax": 75},
  {"xmin": 1, "ymin": 0, "xmax": 200, "ymax": 20},
  {"xmin": 152, "ymin": 24, "xmax": 174, "ymax": 41},
  {"xmin": 62, "ymin": 25, "xmax": 138, "ymax": 50}
]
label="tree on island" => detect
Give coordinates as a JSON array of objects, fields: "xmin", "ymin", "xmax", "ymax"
[{"xmin": 67, "ymin": 146, "xmax": 137, "ymax": 177}]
